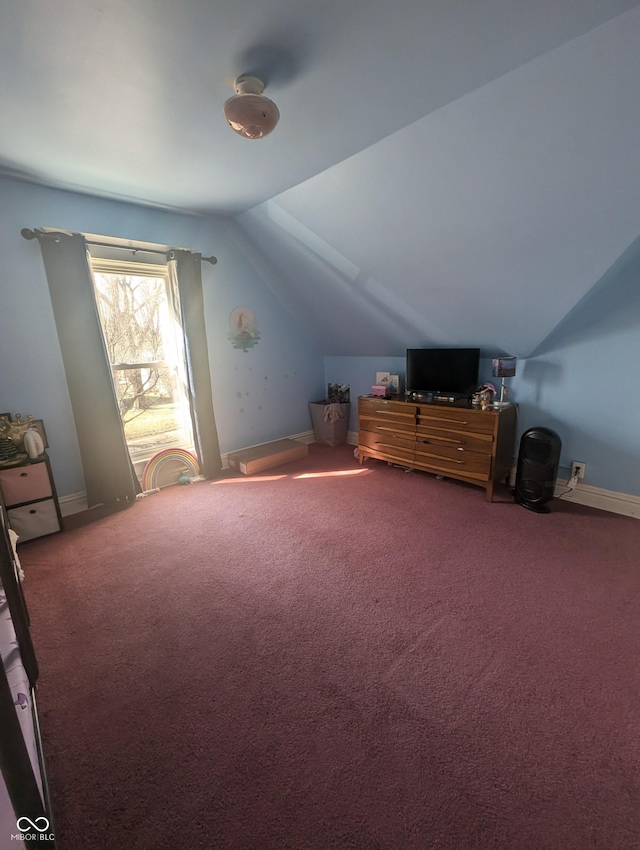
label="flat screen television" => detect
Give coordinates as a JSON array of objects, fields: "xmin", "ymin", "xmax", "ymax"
[{"xmin": 406, "ymin": 348, "xmax": 480, "ymax": 398}]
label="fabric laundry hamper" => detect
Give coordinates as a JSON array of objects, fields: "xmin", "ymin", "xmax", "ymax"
[{"xmin": 309, "ymin": 401, "xmax": 350, "ymax": 447}]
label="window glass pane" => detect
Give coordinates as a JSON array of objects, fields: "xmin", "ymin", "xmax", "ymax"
[
  {"xmin": 93, "ymin": 273, "xmax": 170, "ymax": 365},
  {"xmin": 92, "ymin": 267, "xmax": 194, "ymax": 459},
  {"xmin": 115, "ymin": 366, "xmax": 192, "ymax": 456}
]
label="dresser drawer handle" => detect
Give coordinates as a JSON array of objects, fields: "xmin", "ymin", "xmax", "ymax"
[
  {"xmin": 375, "ymin": 410, "xmax": 413, "ymax": 419},
  {"xmin": 418, "ymin": 449, "xmax": 466, "ymax": 465},
  {"xmin": 420, "ymin": 415, "xmax": 469, "ymax": 426},
  {"xmin": 20, "ymin": 472, "xmax": 28, "ymax": 478},
  {"xmin": 29, "ymin": 509, "xmax": 37, "ymax": 514},
  {"xmin": 421, "ymin": 437, "xmax": 466, "ymax": 447}
]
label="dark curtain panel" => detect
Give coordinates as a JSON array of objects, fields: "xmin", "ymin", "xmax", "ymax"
[
  {"xmin": 37, "ymin": 232, "xmax": 141, "ymax": 506},
  {"xmin": 170, "ymin": 251, "xmax": 222, "ymax": 479}
]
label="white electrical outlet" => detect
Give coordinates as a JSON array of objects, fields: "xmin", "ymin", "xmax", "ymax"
[{"xmin": 571, "ymin": 461, "xmax": 586, "ymax": 479}]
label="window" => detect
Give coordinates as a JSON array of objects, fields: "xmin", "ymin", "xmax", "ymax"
[{"xmin": 90, "ymin": 259, "xmax": 194, "ymax": 460}]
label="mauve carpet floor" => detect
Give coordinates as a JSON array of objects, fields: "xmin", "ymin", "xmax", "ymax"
[{"xmin": 19, "ymin": 443, "xmax": 640, "ymax": 850}]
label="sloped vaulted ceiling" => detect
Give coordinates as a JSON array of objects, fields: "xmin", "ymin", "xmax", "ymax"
[
  {"xmin": 2, "ymin": 0, "xmax": 640, "ymax": 358},
  {"xmin": 234, "ymin": 6, "xmax": 640, "ymax": 358}
]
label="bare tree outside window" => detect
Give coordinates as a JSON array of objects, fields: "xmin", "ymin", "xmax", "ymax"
[{"xmin": 92, "ymin": 267, "xmax": 194, "ymax": 458}]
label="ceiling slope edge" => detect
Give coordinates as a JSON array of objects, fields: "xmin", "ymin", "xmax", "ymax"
[
  {"xmin": 235, "ymin": 203, "xmax": 519, "ymax": 356},
  {"xmin": 529, "ymin": 233, "xmax": 640, "ymax": 358}
]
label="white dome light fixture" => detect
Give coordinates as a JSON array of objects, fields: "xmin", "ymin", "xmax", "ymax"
[{"xmin": 223, "ymin": 75, "xmax": 280, "ymax": 140}]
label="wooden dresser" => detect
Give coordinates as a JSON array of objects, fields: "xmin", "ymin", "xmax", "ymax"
[{"xmin": 358, "ymin": 396, "xmax": 517, "ymax": 501}]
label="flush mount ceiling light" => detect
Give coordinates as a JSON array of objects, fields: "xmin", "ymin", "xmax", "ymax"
[{"xmin": 223, "ymin": 75, "xmax": 280, "ymax": 140}]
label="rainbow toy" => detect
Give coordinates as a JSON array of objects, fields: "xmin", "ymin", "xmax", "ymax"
[{"xmin": 141, "ymin": 448, "xmax": 200, "ymax": 492}]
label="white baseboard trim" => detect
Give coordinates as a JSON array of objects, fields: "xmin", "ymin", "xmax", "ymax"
[
  {"xmin": 507, "ymin": 468, "xmax": 638, "ymax": 519},
  {"xmin": 220, "ymin": 430, "xmax": 316, "ymax": 469},
  {"xmin": 219, "ymin": 429, "xmax": 363, "ymax": 468},
  {"xmin": 290, "ymin": 429, "xmax": 316, "ymax": 445},
  {"xmin": 60, "ymin": 451, "xmax": 639, "ymax": 521},
  {"xmin": 62, "ymin": 430, "xmax": 323, "ymax": 510},
  {"xmin": 554, "ymin": 478, "xmax": 640, "ymax": 519},
  {"xmin": 59, "ymin": 492, "xmax": 89, "ymax": 517}
]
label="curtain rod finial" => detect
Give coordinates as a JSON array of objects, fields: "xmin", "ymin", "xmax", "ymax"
[{"xmin": 20, "ymin": 228, "xmax": 37, "ymax": 240}]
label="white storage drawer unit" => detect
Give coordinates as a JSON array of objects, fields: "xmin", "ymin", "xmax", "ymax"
[
  {"xmin": 0, "ymin": 455, "xmax": 62, "ymax": 542},
  {"xmin": 0, "ymin": 461, "xmax": 52, "ymax": 504},
  {"xmin": 7, "ymin": 500, "xmax": 61, "ymax": 541}
]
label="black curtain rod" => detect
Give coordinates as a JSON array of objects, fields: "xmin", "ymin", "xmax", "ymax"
[{"xmin": 20, "ymin": 228, "xmax": 218, "ymax": 265}]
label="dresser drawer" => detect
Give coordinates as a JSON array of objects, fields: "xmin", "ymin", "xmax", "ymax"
[
  {"xmin": 412, "ymin": 447, "xmax": 492, "ymax": 480},
  {"xmin": 357, "ymin": 396, "xmax": 516, "ymax": 501},
  {"xmin": 0, "ymin": 462, "xmax": 52, "ymax": 506},
  {"xmin": 416, "ymin": 405, "xmax": 497, "ymax": 435},
  {"xmin": 7, "ymin": 500, "xmax": 61, "ymax": 542},
  {"xmin": 415, "ymin": 423, "xmax": 494, "ymax": 455},
  {"xmin": 359, "ymin": 414, "xmax": 415, "ymax": 440},
  {"xmin": 359, "ymin": 429, "xmax": 415, "ymax": 463},
  {"xmin": 358, "ymin": 397, "xmax": 416, "ymax": 424}
]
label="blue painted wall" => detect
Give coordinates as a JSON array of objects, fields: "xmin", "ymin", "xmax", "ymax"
[
  {"xmin": 326, "ymin": 342, "xmax": 640, "ymax": 498},
  {"xmin": 324, "ymin": 356, "xmax": 405, "ymax": 433},
  {"xmin": 0, "ymin": 177, "xmax": 324, "ymax": 497},
  {"xmin": 1, "ymin": 174, "xmax": 638, "ymax": 502},
  {"xmin": 517, "ymin": 234, "xmax": 640, "ymax": 496}
]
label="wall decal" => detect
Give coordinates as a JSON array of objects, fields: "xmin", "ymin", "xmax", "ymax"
[{"xmin": 228, "ymin": 306, "xmax": 260, "ymax": 352}]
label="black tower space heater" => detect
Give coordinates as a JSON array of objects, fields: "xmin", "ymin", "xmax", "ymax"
[{"xmin": 514, "ymin": 427, "xmax": 562, "ymax": 513}]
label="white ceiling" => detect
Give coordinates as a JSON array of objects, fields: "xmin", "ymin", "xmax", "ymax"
[
  {"xmin": 3, "ymin": 0, "xmax": 640, "ymax": 358},
  {"xmin": 1, "ymin": 0, "xmax": 639, "ymax": 214}
]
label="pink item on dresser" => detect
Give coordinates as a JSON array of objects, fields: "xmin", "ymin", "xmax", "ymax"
[{"xmin": 371, "ymin": 384, "xmax": 392, "ymax": 397}]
